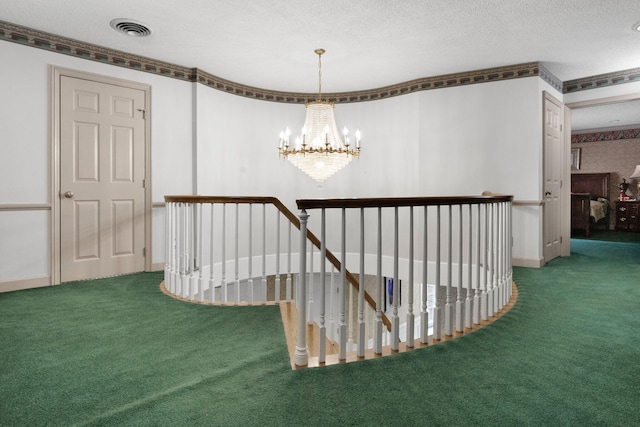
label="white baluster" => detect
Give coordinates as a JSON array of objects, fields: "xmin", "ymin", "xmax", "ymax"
[
  {"xmin": 286, "ymin": 222, "xmax": 292, "ymax": 303},
  {"xmin": 486, "ymin": 203, "xmax": 492, "ymax": 316},
  {"xmin": 493, "ymin": 203, "xmax": 500, "ymax": 315},
  {"xmin": 487, "ymin": 203, "xmax": 498, "ymax": 317},
  {"xmin": 496, "ymin": 202, "xmax": 503, "ymax": 311},
  {"xmin": 481, "ymin": 204, "xmax": 488, "ymax": 321},
  {"xmin": 406, "ymin": 206, "xmax": 415, "ymax": 348},
  {"xmin": 420, "ymin": 205, "xmax": 429, "ymax": 344},
  {"xmin": 197, "ymin": 202, "xmax": 204, "ymax": 302},
  {"xmin": 234, "ymin": 204, "xmax": 240, "ymax": 304},
  {"xmin": 455, "ymin": 204, "xmax": 463, "ymax": 333},
  {"xmin": 295, "ymin": 209, "xmax": 309, "ymax": 367},
  {"xmin": 505, "ymin": 201, "xmax": 511, "ymax": 306},
  {"xmin": 507, "ymin": 201, "xmax": 513, "ymax": 302},
  {"xmin": 358, "ymin": 208, "xmax": 366, "ymax": 357},
  {"xmin": 186, "ymin": 203, "xmax": 194, "ymax": 299},
  {"xmin": 179, "ymin": 203, "xmax": 187, "ymax": 297},
  {"xmin": 164, "ymin": 201, "xmax": 171, "ymax": 291},
  {"xmin": 173, "ymin": 201, "xmax": 179, "ymax": 294},
  {"xmin": 391, "ymin": 206, "xmax": 400, "ymax": 351},
  {"xmin": 275, "ymin": 212, "xmax": 281, "ymax": 303},
  {"xmin": 220, "ymin": 204, "xmax": 227, "ymax": 304},
  {"xmin": 348, "ymin": 274, "xmax": 354, "ymax": 347},
  {"xmin": 444, "ymin": 205, "xmax": 453, "ymax": 336},
  {"xmin": 248, "ymin": 204, "xmax": 253, "ymax": 304},
  {"xmin": 339, "ymin": 208, "xmax": 347, "ymax": 360},
  {"xmin": 174, "ymin": 201, "xmax": 180, "ymax": 294},
  {"xmin": 375, "ymin": 207, "xmax": 383, "ymax": 354},
  {"xmin": 167, "ymin": 202, "xmax": 175, "ymax": 293},
  {"xmin": 308, "ymin": 244, "xmax": 314, "ymax": 325},
  {"xmin": 319, "ymin": 208, "xmax": 327, "ymax": 364},
  {"xmin": 175, "ymin": 203, "xmax": 181, "ymax": 296},
  {"xmin": 261, "ymin": 204, "xmax": 266, "ymax": 304},
  {"xmin": 473, "ymin": 204, "xmax": 481, "ymax": 325},
  {"xmin": 501, "ymin": 202, "xmax": 507, "ymax": 307},
  {"xmin": 329, "ymin": 264, "xmax": 336, "ymax": 349},
  {"xmin": 433, "ymin": 205, "xmax": 442, "ymax": 340},
  {"xmin": 465, "ymin": 204, "xmax": 473, "ymax": 329},
  {"xmin": 208, "ymin": 203, "xmax": 215, "ymax": 303}
]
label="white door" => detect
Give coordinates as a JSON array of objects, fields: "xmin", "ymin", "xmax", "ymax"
[
  {"xmin": 59, "ymin": 76, "xmax": 146, "ymax": 282},
  {"xmin": 543, "ymin": 92, "xmax": 564, "ymax": 263}
]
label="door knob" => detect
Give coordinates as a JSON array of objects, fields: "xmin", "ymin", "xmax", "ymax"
[{"xmin": 64, "ymin": 191, "xmax": 74, "ymax": 198}]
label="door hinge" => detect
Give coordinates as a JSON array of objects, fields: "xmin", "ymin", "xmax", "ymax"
[
  {"xmin": 137, "ymin": 109, "xmax": 146, "ymax": 119},
  {"xmin": 143, "ymin": 248, "xmax": 146, "ymax": 257},
  {"xmin": 142, "ymin": 179, "xmax": 146, "ymax": 188},
  {"xmin": 560, "ymin": 124, "xmax": 563, "ymax": 132}
]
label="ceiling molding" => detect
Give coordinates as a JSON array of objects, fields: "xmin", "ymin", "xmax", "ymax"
[
  {"xmin": 2, "ymin": 19, "xmax": 636, "ymax": 102},
  {"xmin": 196, "ymin": 63, "xmax": 542, "ymax": 104},
  {"xmin": 538, "ymin": 63, "xmax": 563, "ymax": 93},
  {"xmin": 564, "ymin": 68, "xmax": 640, "ymax": 93}
]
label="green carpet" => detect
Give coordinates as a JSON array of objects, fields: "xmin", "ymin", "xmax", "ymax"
[{"xmin": 1, "ymin": 238, "xmax": 638, "ymax": 426}]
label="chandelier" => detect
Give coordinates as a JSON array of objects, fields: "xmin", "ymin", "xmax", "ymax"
[{"xmin": 278, "ymin": 49, "xmax": 361, "ymax": 183}]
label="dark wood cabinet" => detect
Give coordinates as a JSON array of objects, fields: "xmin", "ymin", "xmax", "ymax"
[{"xmin": 615, "ymin": 200, "xmax": 640, "ymax": 231}]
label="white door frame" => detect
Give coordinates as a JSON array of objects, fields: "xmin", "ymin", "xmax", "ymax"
[
  {"xmin": 50, "ymin": 66, "xmax": 152, "ymax": 285},
  {"xmin": 561, "ymin": 105, "xmax": 572, "ymax": 258}
]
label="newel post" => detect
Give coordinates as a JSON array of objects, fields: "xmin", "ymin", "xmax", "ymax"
[{"xmin": 295, "ymin": 209, "xmax": 309, "ymax": 367}]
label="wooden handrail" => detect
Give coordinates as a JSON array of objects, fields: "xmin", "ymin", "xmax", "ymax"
[
  {"xmin": 296, "ymin": 195, "xmax": 513, "ymax": 210},
  {"xmin": 164, "ymin": 195, "xmax": 391, "ymax": 329}
]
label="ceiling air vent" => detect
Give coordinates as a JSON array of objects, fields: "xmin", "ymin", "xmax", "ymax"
[{"xmin": 110, "ymin": 19, "xmax": 152, "ymax": 37}]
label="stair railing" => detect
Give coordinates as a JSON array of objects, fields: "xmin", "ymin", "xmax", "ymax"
[
  {"xmin": 294, "ymin": 195, "xmax": 513, "ymax": 367},
  {"xmin": 163, "ymin": 195, "xmax": 387, "ymax": 316},
  {"xmin": 163, "ymin": 194, "xmax": 513, "ymax": 368}
]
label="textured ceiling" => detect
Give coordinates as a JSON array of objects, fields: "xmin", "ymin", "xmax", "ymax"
[
  {"xmin": 571, "ymin": 100, "xmax": 640, "ymax": 132},
  {"xmin": 1, "ymin": 0, "xmax": 640, "ymax": 93},
  {"xmin": 2, "ymin": 0, "xmax": 640, "ymax": 130}
]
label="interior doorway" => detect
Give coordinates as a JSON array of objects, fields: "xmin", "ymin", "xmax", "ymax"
[
  {"xmin": 51, "ymin": 67, "xmax": 152, "ymax": 284},
  {"xmin": 565, "ymin": 92, "xmax": 640, "ymax": 244}
]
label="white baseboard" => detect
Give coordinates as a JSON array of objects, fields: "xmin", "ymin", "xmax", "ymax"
[
  {"xmin": 512, "ymin": 257, "xmax": 545, "ymax": 268},
  {"xmin": 151, "ymin": 262, "xmax": 165, "ymax": 272},
  {"xmin": 0, "ymin": 276, "xmax": 52, "ymax": 293}
]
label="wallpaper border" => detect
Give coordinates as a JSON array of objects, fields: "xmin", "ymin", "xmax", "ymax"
[
  {"xmin": 571, "ymin": 128, "xmax": 640, "ymax": 143},
  {"xmin": 3, "ymin": 19, "xmax": 636, "ymax": 103},
  {"xmin": 564, "ymin": 69, "xmax": 640, "ymax": 94}
]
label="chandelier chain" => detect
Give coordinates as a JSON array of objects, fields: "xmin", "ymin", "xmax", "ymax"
[{"xmin": 315, "ymin": 48, "xmax": 325, "ymax": 102}]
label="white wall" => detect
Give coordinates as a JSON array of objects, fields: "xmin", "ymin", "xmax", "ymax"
[
  {"xmin": 194, "ymin": 75, "xmax": 555, "ymax": 265},
  {"xmin": 7, "ymin": 36, "xmax": 634, "ymax": 288},
  {"xmin": 194, "ymin": 85, "xmax": 421, "ymax": 209},
  {"xmin": 0, "ymin": 41, "xmax": 193, "ymax": 286}
]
